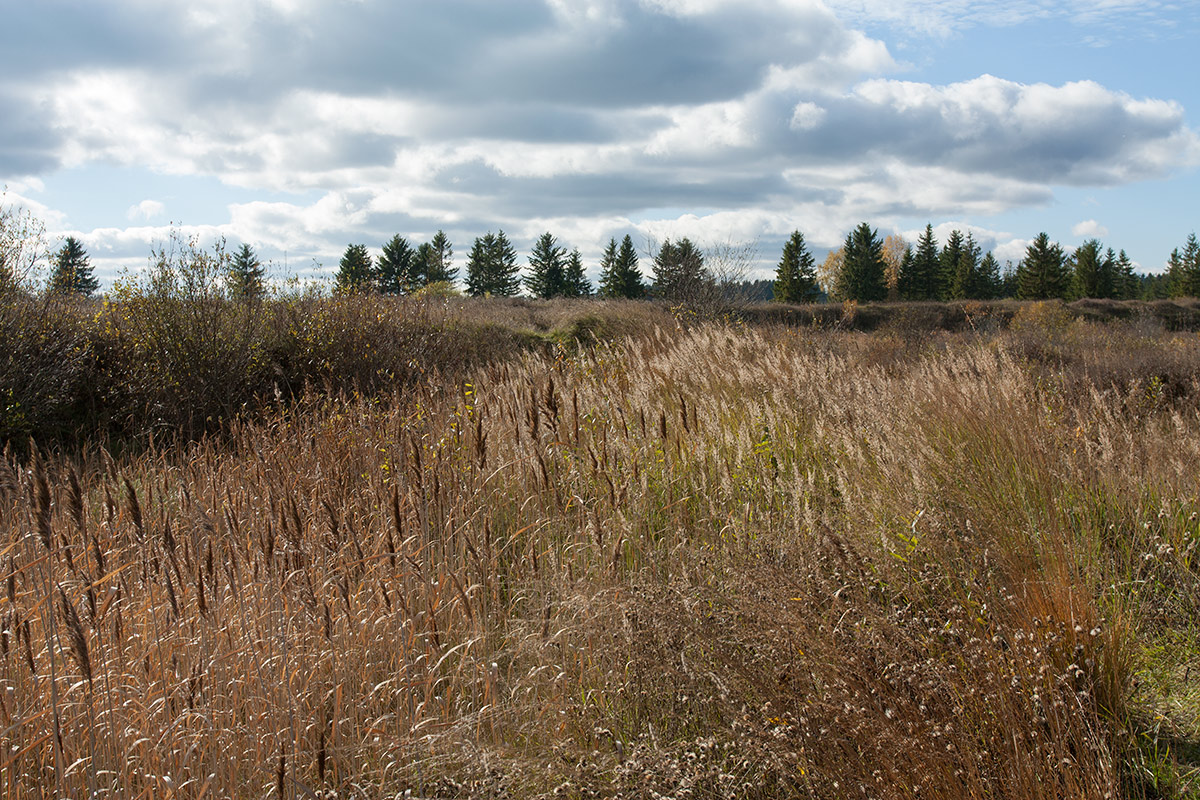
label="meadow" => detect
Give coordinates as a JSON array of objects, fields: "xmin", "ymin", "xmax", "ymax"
[{"xmin": 2, "ymin": 291, "xmax": 1199, "ymax": 798}]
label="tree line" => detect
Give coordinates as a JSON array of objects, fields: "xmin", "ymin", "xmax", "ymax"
[
  {"xmin": 333, "ymin": 230, "xmax": 715, "ymax": 303},
  {"xmin": 13, "ymin": 219, "xmax": 1200, "ymax": 306},
  {"xmin": 773, "ymin": 224, "xmax": 1200, "ymax": 304}
]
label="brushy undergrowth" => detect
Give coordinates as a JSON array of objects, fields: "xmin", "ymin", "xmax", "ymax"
[{"xmin": 2, "ymin": 310, "xmax": 1199, "ymax": 798}]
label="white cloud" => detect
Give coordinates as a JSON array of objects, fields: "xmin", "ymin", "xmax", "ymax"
[
  {"xmin": 127, "ymin": 200, "xmax": 165, "ymax": 221},
  {"xmin": 1071, "ymin": 219, "xmax": 1109, "ymax": 238}
]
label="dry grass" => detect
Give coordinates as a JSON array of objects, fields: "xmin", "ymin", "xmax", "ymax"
[{"xmin": 2, "ymin": 317, "xmax": 1198, "ymax": 798}]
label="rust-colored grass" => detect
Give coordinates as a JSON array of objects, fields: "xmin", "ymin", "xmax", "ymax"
[{"xmin": 2, "ymin": 313, "xmax": 1198, "ymax": 798}]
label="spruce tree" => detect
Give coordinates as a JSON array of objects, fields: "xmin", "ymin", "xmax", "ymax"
[
  {"xmin": 838, "ymin": 222, "xmax": 887, "ymax": 302},
  {"xmin": 1016, "ymin": 233, "xmax": 1068, "ymax": 300},
  {"xmin": 949, "ymin": 233, "xmax": 982, "ymax": 300},
  {"xmin": 227, "ymin": 242, "xmax": 265, "ymax": 300},
  {"xmin": 900, "ymin": 224, "xmax": 939, "ymax": 300},
  {"xmin": 1070, "ymin": 239, "xmax": 1106, "ymax": 299},
  {"xmin": 335, "ymin": 244, "xmax": 374, "ymax": 293},
  {"xmin": 1113, "ymin": 250, "xmax": 1136, "ymax": 299},
  {"xmin": 564, "ymin": 248, "xmax": 591, "ymax": 297},
  {"xmin": 773, "ymin": 230, "xmax": 819, "ymax": 303},
  {"xmin": 425, "ymin": 230, "xmax": 457, "ymax": 284},
  {"xmin": 49, "ymin": 236, "xmax": 99, "ymax": 296},
  {"xmin": 599, "ymin": 235, "xmax": 644, "ymax": 299},
  {"xmin": 1178, "ymin": 233, "xmax": 1200, "ymax": 298},
  {"xmin": 938, "ymin": 229, "xmax": 965, "ymax": 300},
  {"xmin": 978, "ymin": 252, "xmax": 1001, "ymax": 300},
  {"xmin": 525, "ymin": 232, "xmax": 568, "ymax": 298},
  {"xmin": 652, "ymin": 237, "xmax": 708, "ymax": 302},
  {"xmin": 465, "ymin": 231, "xmax": 520, "ymax": 297},
  {"xmin": 377, "ymin": 235, "xmax": 417, "ymax": 295}
]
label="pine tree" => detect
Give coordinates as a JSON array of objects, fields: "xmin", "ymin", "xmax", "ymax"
[
  {"xmin": 900, "ymin": 224, "xmax": 939, "ymax": 300},
  {"xmin": 1016, "ymin": 233, "xmax": 1068, "ymax": 300},
  {"xmin": 425, "ymin": 230, "xmax": 456, "ymax": 284},
  {"xmin": 525, "ymin": 232, "xmax": 569, "ymax": 298},
  {"xmin": 564, "ymin": 248, "xmax": 591, "ymax": 297},
  {"xmin": 335, "ymin": 243, "xmax": 374, "ymax": 293},
  {"xmin": 599, "ymin": 235, "xmax": 644, "ymax": 299},
  {"xmin": 773, "ymin": 230, "xmax": 819, "ymax": 303},
  {"xmin": 837, "ymin": 222, "xmax": 887, "ymax": 302},
  {"xmin": 378, "ymin": 234, "xmax": 417, "ymax": 295},
  {"xmin": 48, "ymin": 236, "xmax": 99, "ymax": 296},
  {"xmin": 465, "ymin": 231, "xmax": 520, "ymax": 297}
]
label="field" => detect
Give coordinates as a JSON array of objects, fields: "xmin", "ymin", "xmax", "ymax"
[{"xmin": 2, "ymin": 294, "xmax": 1200, "ymax": 798}]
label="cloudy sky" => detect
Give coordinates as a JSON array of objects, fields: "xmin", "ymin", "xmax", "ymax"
[{"xmin": 2, "ymin": 0, "xmax": 1198, "ymax": 286}]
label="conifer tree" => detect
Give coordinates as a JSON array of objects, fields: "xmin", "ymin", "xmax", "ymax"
[
  {"xmin": 227, "ymin": 242, "xmax": 265, "ymax": 299},
  {"xmin": 1113, "ymin": 249, "xmax": 1136, "ymax": 299},
  {"xmin": 900, "ymin": 224, "xmax": 939, "ymax": 300},
  {"xmin": 837, "ymin": 222, "xmax": 887, "ymax": 302},
  {"xmin": 465, "ymin": 231, "xmax": 520, "ymax": 297},
  {"xmin": 48, "ymin": 236, "xmax": 99, "ymax": 296},
  {"xmin": 525, "ymin": 232, "xmax": 568, "ymax": 298},
  {"xmin": 773, "ymin": 230, "xmax": 819, "ymax": 303},
  {"xmin": 599, "ymin": 235, "xmax": 644, "ymax": 299},
  {"xmin": 378, "ymin": 234, "xmax": 417, "ymax": 295},
  {"xmin": 938, "ymin": 229, "xmax": 965, "ymax": 300},
  {"xmin": 335, "ymin": 243, "xmax": 374, "ymax": 293},
  {"xmin": 425, "ymin": 230, "xmax": 457, "ymax": 284},
  {"xmin": 949, "ymin": 232, "xmax": 982, "ymax": 300},
  {"xmin": 1178, "ymin": 233, "xmax": 1200, "ymax": 298},
  {"xmin": 652, "ymin": 237, "xmax": 708, "ymax": 302},
  {"xmin": 978, "ymin": 251, "xmax": 1001, "ymax": 299},
  {"xmin": 564, "ymin": 248, "xmax": 591, "ymax": 297},
  {"xmin": 1016, "ymin": 233, "xmax": 1068, "ymax": 300}
]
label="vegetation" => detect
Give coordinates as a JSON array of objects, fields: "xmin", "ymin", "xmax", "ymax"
[
  {"xmin": 48, "ymin": 236, "xmax": 100, "ymax": 297},
  {"xmin": 3, "ymin": 295, "xmax": 1200, "ymax": 798}
]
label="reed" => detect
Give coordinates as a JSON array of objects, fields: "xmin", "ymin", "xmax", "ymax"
[{"xmin": 0, "ymin": 314, "xmax": 1196, "ymax": 797}]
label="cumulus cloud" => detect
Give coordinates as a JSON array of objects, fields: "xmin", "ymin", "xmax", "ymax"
[
  {"xmin": 1071, "ymin": 219, "xmax": 1109, "ymax": 238},
  {"xmin": 127, "ymin": 200, "xmax": 166, "ymax": 222},
  {"xmin": 1, "ymin": 0, "xmax": 1197, "ymax": 282}
]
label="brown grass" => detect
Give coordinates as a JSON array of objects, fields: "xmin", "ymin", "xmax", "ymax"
[{"xmin": 1, "ymin": 315, "xmax": 1198, "ymax": 798}]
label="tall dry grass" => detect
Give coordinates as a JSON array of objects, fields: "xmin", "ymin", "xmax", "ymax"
[{"xmin": 1, "ymin": 319, "xmax": 1198, "ymax": 798}]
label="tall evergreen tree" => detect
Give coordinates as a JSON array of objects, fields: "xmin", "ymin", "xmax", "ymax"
[
  {"xmin": 564, "ymin": 248, "xmax": 591, "ymax": 297},
  {"xmin": 836, "ymin": 222, "xmax": 887, "ymax": 302},
  {"xmin": 948, "ymin": 232, "xmax": 982, "ymax": 300},
  {"xmin": 525, "ymin": 232, "xmax": 569, "ymax": 298},
  {"xmin": 978, "ymin": 252, "xmax": 1002, "ymax": 300},
  {"xmin": 599, "ymin": 235, "xmax": 644, "ymax": 299},
  {"xmin": 378, "ymin": 234, "xmax": 417, "ymax": 295},
  {"xmin": 938, "ymin": 229, "xmax": 965, "ymax": 300},
  {"xmin": 1113, "ymin": 249, "xmax": 1136, "ymax": 299},
  {"xmin": 1016, "ymin": 233, "xmax": 1068, "ymax": 300},
  {"xmin": 425, "ymin": 230, "xmax": 456, "ymax": 284},
  {"xmin": 905, "ymin": 224, "xmax": 939, "ymax": 300},
  {"xmin": 465, "ymin": 231, "xmax": 520, "ymax": 297},
  {"xmin": 227, "ymin": 242, "xmax": 265, "ymax": 300},
  {"xmin": 652, "ymin": 237, "xmax": 708, "ymax": 302},
  {"xmin": 773, "ymin": 230, "xmax": 819, "ymax": 303},
  {"xmin": 48, "ymin": 236, "xmax": 99, "ymax": 296},
  {"xmin": 1070, "ymin": 239, "xmax": 1108, "ymax": 299},
  {"xmin": 1177, "ymin": 233, "xmax": 1200, "ymax": 298},
  {"xmin": 335, "ymin": 243, "xmax": 374, "ymax": 293}
]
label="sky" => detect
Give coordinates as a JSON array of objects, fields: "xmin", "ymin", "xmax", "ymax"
[{"xmin": 2, "ymin": 0, "xmax": 1198, "ymax": 287}]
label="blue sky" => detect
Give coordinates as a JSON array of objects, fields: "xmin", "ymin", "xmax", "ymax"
[{"xmin": 2, "ymin": 0, "xmax": 1197, "ymax": 286}]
